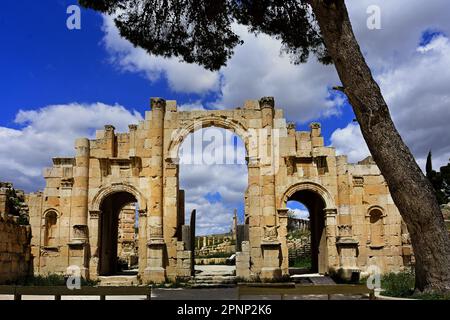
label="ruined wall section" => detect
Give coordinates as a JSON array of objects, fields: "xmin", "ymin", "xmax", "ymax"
[
  {"xmin": 0, "ymin": 183, "xmax": 32, "ymax": 283},
  {"xmin": 0, "ymin": 217, "xmax": 32, "ymax": 283},
  {"xmin": 28, "ymin": 157, "xmax": 78, "ymax": 274},
  {"xmin": 347, "ymin": 159, "xmax": 407, "ymax": 273}
]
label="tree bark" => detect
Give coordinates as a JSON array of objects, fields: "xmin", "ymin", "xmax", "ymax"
[{"xmin": 309, "ymin": 0, "xmax": 450, "ymax": 292}]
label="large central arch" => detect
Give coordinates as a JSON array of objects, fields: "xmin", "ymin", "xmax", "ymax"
[
  {"xmin": 163, "ymin": 114, "xmax": 253, "ymax": 278},
  {"xmin": 167, "ymin": 115, "xmax": 250, "ymax": 162}
]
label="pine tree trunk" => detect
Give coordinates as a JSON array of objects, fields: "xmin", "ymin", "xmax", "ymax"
[{"xmin": 309, "ymin": 0, "xmax": 450, "ymax": 292}]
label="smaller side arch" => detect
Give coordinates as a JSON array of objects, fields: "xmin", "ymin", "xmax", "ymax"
[
  {"xmin": 280, "ymin": 181, "xmax": 336, "ymax": 210},
  {"xmin": 42, "ymin": 209, "xmax": 59, "ymax": 248},
  {"xmin": 90, "ymin": 183, "xmax": 147, "ymax": 213},
  {"xmin": 366, "ymin": 205, "xmax": 386, "ymax": 217},
  {"xmin": 42, "ymin": 208, "xmax": 60, "ymax": 219}
]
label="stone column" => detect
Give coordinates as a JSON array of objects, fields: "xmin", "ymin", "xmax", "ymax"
[
  {"xmin": 335, "ymin": 210, "xmax": 360, "ymax": 281},
  {"xmin": 69, "ymin": 138, "xmax": 90, "ymax": 278},
  {"xmin": 163, "ymin": 162, "xmax": 179, "ymax": 278},
  {"xmin": 0, "ymin": 185, "xmax": 8, "ymax": 219},
  {"xmin": 259, "ymin": 97, "xmax": 281, "ymax": 280},
  {"xmin": 88, "ymin": 210, "xmax": 100, "ymax": 278},
  {"xmin": 246, "ymin": 159, "xmax": 262, "ymax": 275},
  {"xmin": 277, "ymin": 208, "xmax": 289, "ymax": 275},
  {"xmin": 129, "ymin": 124, "xmax": 137, "ymax": 157},
  {"xmin": 324, "ymin": 208, "xmax": 338, "ymax": 272},
  {"xmin": 144, "ymin": 97, "xmax": 166, "ymax": 283},
  {"xmin": 104, "ymin": 125, "xmax": 116, "ymax": 157}
]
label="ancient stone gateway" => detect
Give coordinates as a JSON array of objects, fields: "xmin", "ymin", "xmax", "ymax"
[{"xmin": 27, "ymin": 97, "xmax": 412, "ymax": 283}]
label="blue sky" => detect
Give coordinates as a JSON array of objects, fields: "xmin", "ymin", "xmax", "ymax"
[
  {"xmin": 1, "ymin": 0, "xmax": 450, "ymax": 235},
  {"xmin": 0, "ymin": 0, "xmax": 203, "ymax": 127},
  {"xmin": 0, "ymin": 1, "xmax": 354, "ymax": 136}
]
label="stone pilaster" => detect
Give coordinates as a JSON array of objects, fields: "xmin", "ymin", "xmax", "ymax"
[
  {"xmin": 68, "ymin": 138, "xmax": 90, "ymax": 277},
  {"xmin": 277, "ymin": 208, "xmax": 289, "ymax": 275},
  {"xmin": 144, "ymin": 97, "xmax": 166, "ymax": 283}
]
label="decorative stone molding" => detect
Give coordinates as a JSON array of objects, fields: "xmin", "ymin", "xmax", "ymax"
[
  {"xmin": 89, "ymin": 210, "xmax": 100, "ymax": 219},
  {"xmin": 353, "ymin": 176, "xmax": 364, "ymax": 187},
  {"xmin": 277, "ymin": 208, "xmax": 289, "ymax": 218},
  {"xmin": 167, "ymin": 115, "xmax": 249, "ymax": 162},
  {"xmin": 262, "ymin": 225, "xmax": 280, "ymax": 243},
  {"xmin": 324, "ymin": 208, "xmax": 337, "ymax": 217},
  {"xmin": 365, "ymin": 205, "xmax": 387, "ymax": 218},
  {"xmin": 147, "ymin": 238, "xmax": 165, "ymax": 246},
  {"xmin": 60, "ymin": 177, "xmax": 74, "ymax": 189},
  {"xmin": 337, "ymin": 224, "xmax": 353, "ymax": 238},
  {"xmin": 336, "ymin": 237, "xmax": 358, "ymax": 246},
  {"xmin": 90, "ymin": 182, "xmax": 146, "ymax": 212},
  {"xmin": 72, "ymin": 225, "xmax": 88, "ymax": 243},
  {"xmin": 280, "ymin": 181, "xmax": 335, "ymax": 209}
]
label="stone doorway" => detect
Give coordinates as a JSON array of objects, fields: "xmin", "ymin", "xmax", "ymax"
[
  {"xmin": 98, "ymin": 191, "xmax": 139, "ymax": 276},
  {"xmin": 285, "ymin": 190, "xmax": 327, "ymax": 274}
]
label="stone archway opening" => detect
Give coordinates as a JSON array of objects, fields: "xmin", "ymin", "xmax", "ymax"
[
  {"xmin": 178, "ymin": 126, "xmax": 248, "ymax": 277},
  {"xmin": 285, "ymin": 190, "xmax": 327, "ymax": 274},
  {"xmin": 98, "ymin": 191, "xmax": 139, "ymax": 276}
]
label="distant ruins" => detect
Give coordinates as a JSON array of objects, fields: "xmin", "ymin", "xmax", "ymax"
[{"xmin": 25, "ymin": 97, "xmax": 414, "ymax": 283}]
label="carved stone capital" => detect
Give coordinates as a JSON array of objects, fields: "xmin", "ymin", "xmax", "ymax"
[
  {"xmin": 353, "ymin": 176, "xmax": 364, "ymax": 187},
  {"xmin": 60, "ymin": 177, "xmax": 74, "ymax": 189},
  {"xmin": 337, "ymin": 224, "xmax": 353, "ymax": 237},
  {"xmin": 277, "ymin": 208, "xmax": 289, "ymax": 218},
  {"xmin": 89, "ymin": 210, "xmax": 100, "ymax": 219},
  {"xmin": 263, "ymin": 225, "xmax": 279, "ymax": 242},
  {"xmin": 138, "ymin": 209, "xmax": 147, "ymax": 217},
  {"xmin": 259, "ymin": 96, "xmax": 275, "ymax": 109},
  {"xmin": 151, "ymin": 97, "xmax": 166, "ymax": 112},
  {"xmin": 324, "ymin": 208, "xmax": 337, "ymax": 217}
]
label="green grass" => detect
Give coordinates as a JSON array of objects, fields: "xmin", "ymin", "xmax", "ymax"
[
  {"xmin": 289, "ymin": 256, "xmax": 311, "ymax": 269},
  {"xmin": 380, "ymin": 271, "xmax": 450, "ymax": 300},
  {"xmin": 381, "ymin": 271, "xmax": 415, "ymax": 298},
  {"xmin": 287, "ymin": 230, "xmax": 310, "ymax": 240}
]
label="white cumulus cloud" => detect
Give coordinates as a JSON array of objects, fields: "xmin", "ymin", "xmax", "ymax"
[
  {"xmin": 331, "ymin": 34, "xmax": 450, "ymax": 169},
  {"xmin": 102, "ymin": 15, "xmax": 220, "ymax": 94},
  {"xmin": 0, "ymin": 103, "xmax": 142, "ymax": 192}
]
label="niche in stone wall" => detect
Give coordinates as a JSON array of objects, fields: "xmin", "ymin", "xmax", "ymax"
[
  {"xmin": 368, "ymin": 207, "xmax": 385, "ymax": 248},
  {"xmin": 44, "ymin": 210, "xmax": 58, "ymax": 248}
]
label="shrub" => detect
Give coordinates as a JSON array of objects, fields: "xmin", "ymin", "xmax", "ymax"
[{"xmin": 381, "ymin": 271, "xmax": 415, "ymax": 297}]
